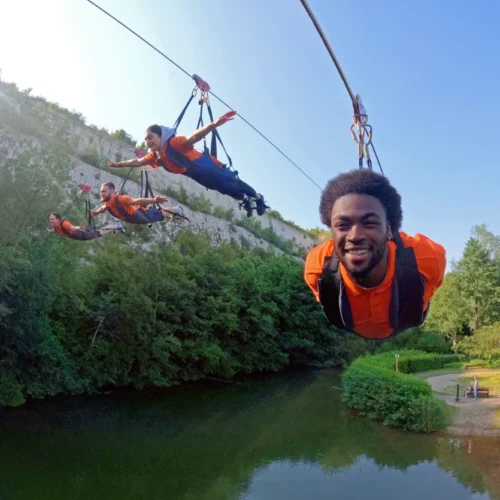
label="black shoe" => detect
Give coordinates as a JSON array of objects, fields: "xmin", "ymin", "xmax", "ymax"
[
  {"xmin": 242, "ymin": 196, "xmax": 253, "ymax": 217},
  {"xmin": 255, "ymin": 194, "xmax": 268, "ymax": 216}
]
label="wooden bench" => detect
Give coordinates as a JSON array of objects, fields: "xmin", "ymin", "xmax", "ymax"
[{"xmin": 464, "ymin": 387, "xmax": 490, "ymax": 398}]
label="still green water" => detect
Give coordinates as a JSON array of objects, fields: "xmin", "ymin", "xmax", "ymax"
[{"xmin": 0, "ymin": 369, "xmax": 499, "ymax": 500}]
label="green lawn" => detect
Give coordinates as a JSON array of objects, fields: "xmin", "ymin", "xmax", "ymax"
[
  {"xmin": 458, "ymin": 369, "xmax": 500, "ymax": 396},
  {"xmin": 424, "ymin": 368, "xmax": 500, "ymax": 397}
]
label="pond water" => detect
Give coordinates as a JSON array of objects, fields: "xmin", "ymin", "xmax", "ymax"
[{"xmin": 1, "ymin": 369, "xmax": 499, "ymax": 499}]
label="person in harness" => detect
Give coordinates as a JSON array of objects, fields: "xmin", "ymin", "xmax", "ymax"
[
  {"xmin": 49, "ymin": 212, "xmax": 124, "ymax": 240},
  {"xmin": 107, "ymin": 111, "xmax": 268, "ymax": 217},
  {"xmin": 304, "ymin": 169, "xmax": 446, "ymax": 340},
  {"xmin": 89, "ymin": 182, "xmax": 187, "ymax": 224}
]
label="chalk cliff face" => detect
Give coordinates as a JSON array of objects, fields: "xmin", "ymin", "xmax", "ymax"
[{"xmin": 0, "ymin": 82, "xmax": 321, "ymax": 257}]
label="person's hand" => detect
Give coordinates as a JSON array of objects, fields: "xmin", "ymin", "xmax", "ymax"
[
  {"xmin": 89, "ymin": 210, "xmax": 99, "ymax": 217},
  {"xmin": 108, "ymin": 161, "xmax": 120, "ymax": 168},
  {"xmin": 213, "ymin": 110, "xmax": 237, "ymax": 128},
  {"xmin": 79, "ymin": 225, "xmax": 85, "ymax": 230},
  {"xmin": 155, "ymin": 196, "xmax": 168, "ymax": 204}
]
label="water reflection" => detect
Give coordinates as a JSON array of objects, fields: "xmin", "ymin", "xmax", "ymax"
[
  {"xmin": 0, "ymin": 370, "xmax": 499, "ymax": 500},
  {"xmin": 243, "ymin": 457, "xmax": 491, "ymax": 500}
]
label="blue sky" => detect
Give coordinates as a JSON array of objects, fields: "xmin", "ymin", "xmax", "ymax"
[{"xmin": 1, "ymin": 0, "xmax": 499, "ymax": 264}]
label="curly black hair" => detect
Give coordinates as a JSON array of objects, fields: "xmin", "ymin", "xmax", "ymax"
[{"xmin": 319, "ymin": 169, "xmax": 403, "ymax": 231}]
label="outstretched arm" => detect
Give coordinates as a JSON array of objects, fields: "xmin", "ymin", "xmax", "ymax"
[
  {"xmin": 89, "ymin": 205, "xmax": 108, "ymax": 217},
  {"xmin": 108, "ymin": 156, "xmax": 149, "ymax": 168},
  {"xmin": 185, "ymin": 111, "xmax": 237, "ymax": 146},
  {"xmin": 129, "ymin": 195, "xmax": 168, "ymax": 206}
]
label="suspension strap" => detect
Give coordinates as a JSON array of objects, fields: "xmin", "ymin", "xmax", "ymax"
[
  {"xmin": 196, "ymin": 96, "xmax": 209, "ymax": 153},
  {"xmin": 140, "ymin": 168, "xmax": 161, "ymax": 209},
  {"xmin": 85, "ymin": 196, "xmax": 96, "ymax": 228},
  {"xmin": 171, "ymin": 74, "xmax": 211, "ymax": 132},
  {"xmin": 350, "ymin": 95, "xmax": 373, "ymax": 170},
  {"xmin": 172, "ymin": 91, "xmax": 196, "ymax": 131},
  {"xmin": 76, "ymin": 184, "xmax": 95, "ymax": 228},
  {"xmin": 205, "ymin": 98, "xmax": 233, "ymax": 168},
  {"xmin": 119, "ymin": 166, "xmax": 135, "ymax": 194}
]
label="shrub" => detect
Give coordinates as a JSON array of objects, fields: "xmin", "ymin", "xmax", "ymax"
[
  {"xmin": 78, "ymin": 147, "xmax": 102, "ymax": 168},
  {"xmin": 341, "ymin": 350, "xmax": 454, "ymax": 432},
  {"xmin": 234, "ymin": 217, "xmax": 303, "ymax": 258},
  {"xmin": 443, "ymin": 361, "xmax": 465, "ymax": 370},
  {"xmin": 0, "ymin": 372, "xmax": 25, "ymax": 407},
  {"xmin": 212, "ymin": 206, "xmax": 234, "ymax": 222},
  {"xmin": 377, "ymin": 328, "xmax": 452, "ymax": 355},
  {"xmin": 189, "ymin": 193, "xmax": 213, "ymax": 214},
  {"xmin": 397, "ymin": 352, "xmax": 462, "ymax": 373}
]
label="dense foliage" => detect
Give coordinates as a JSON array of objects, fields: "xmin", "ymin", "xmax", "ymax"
[
  {"xmin": 0, "ymin": 229, "xmax": 357, "ymax": 407},
  {"xmin": 342, "ymin": 350, "xmax": 461, "ymax": 432}
]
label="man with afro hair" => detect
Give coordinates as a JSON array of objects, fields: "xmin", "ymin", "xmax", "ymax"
[{"xmin": 304, "ymin": 169, "xmax": 446, "ymax": 340}]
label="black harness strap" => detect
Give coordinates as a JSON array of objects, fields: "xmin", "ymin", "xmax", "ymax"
[
  {"xmin": 392, "ymin": 232, "xmax": 426, "ymax": 332},
  {"xmin": 172, "ymin": 93, "xmax": 196, "ymax": 131},
  {"xmin": 140, "ymin": 170, "xmax": 161, "ymax": 210},
  {"xmin": 317, "ymin": 232, "xmax": 426, "ymax": 337},
  {"xmin": 317, "ymin": 253, "xmax": 353, "ymax": 330},
  {"xmin": 205, "ymin": 99, "xmax": 234, "ymax": 170},
  {"xmin": 85, "ymin": 198, "xmax": 96, "ymax": 229}
]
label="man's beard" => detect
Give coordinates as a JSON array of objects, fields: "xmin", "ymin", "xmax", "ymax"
[{"xmin": 339, "ymin": 244, "xmax": 387, "ymax": 282}]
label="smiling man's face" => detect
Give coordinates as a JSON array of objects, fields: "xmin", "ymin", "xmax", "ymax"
[{"xmin": 331, "ymin": 193, "xmax": 392, "ymax": 286}]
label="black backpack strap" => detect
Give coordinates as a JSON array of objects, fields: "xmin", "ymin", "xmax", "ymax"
[
  {"xmin": 390, "ymin": 232, "xmax": 426, "ymax": 333},
  {"xmin": 318, "ymin": 253, "xmax": 354, "ymax": 331}
]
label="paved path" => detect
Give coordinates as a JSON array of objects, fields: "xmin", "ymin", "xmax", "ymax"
[{"xmin": 426, "ymin": 370, "xmax": 500, "ymax": 436}]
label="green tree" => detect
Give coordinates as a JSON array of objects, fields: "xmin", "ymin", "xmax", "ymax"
[
  {"xmin": 425, "ymin": 272, "xmax": 470, "ymax": 349},
  {"xmin": 455, "ymin": 238, "xmax": 500, "ymax": 331},
  {"xmin": 111, "ymin": 128, "xmax": 137, "ymax": 147},
  {"xmin": 307, "ymin": 227, "xmax": 330, "ymax": 241},
  {"xmin": 472, "ymin": 224, "xmax": 500, "ymax": 261},
  {"xmin": 458, "ymin": 322, "xmax": 500, "ymax": 362}
]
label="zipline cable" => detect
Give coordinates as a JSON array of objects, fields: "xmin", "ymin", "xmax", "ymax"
[
  {"xmin": 299, "ymin": 0, "xmax": 359, "ymax": 116},
  {"xmin": 299, "ymin": 0, "xmax": 385, "ymax": 176},
  {"xmin": 86, "ymin": 0, "xmax": 323, "ymax": 191}
]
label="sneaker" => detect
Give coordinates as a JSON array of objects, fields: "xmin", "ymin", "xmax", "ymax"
[
  {"xmin": 164, "ymin": 205, "xmax": 188, "ymax": 221},
  {"xmin": 114, "ymin": 222, "xmax": 126, "ymax": 234},
  {"xmin": 242, "ymin": 196, "xmax": 254, "ymax": 217},
  {"xmin": 255, "ymin": 194, "xmax": 268, "ymax": 216}
]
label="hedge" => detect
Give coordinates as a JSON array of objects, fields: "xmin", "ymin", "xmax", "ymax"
[{"xmin": 341, "ymin": 350, "xmax": 460, "ymax": 433}]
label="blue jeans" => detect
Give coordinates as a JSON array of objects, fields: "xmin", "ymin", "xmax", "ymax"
[{"xmin": 474, "ymin": 387, "xmax": 478, "ymax": 399}]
